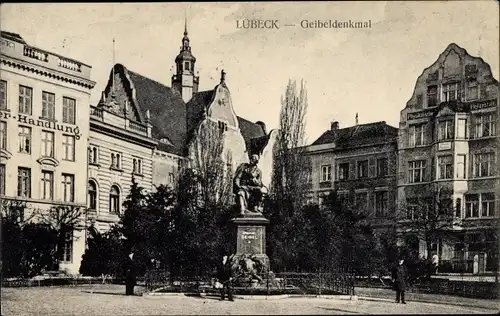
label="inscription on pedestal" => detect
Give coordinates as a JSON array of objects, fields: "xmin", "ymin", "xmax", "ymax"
[{"xmin": 237, "ymin": 226, "xmax": 265, "ymax": 255}]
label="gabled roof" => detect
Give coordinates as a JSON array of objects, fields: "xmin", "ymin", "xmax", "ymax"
[
  {"xmin": 103, "ymin": 64, "xmax": 187, "ymax": 155},
  {"xmin": 311, "ymin": 121, "xmax": 398, "ymax": 149},
  {"xmin": 100, "ymin": 64, "xmax": 269, "ymax": 156}
]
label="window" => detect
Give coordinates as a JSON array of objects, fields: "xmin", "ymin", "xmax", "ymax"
[
  {"xmin": 438, "ymin": 120, "xmax": 454, "ymax": 140},
  {"xmin": 355, "ymin": 191, "xmax": 369, "ymax": 213},
  {"xmin": 218, "ymin": 121, "xmax": 228, "ymax": 133},
  {"xmin": 184, "ymin": 61, "xmax": 189, "ymax": 71},
  {"xmin": 0, "ymin": 164, "xmax": 5, "ymax": 195},
  {"xmin": 19, "ymin": 85, "xmax": 32, "ymax": 114},
  {"xmin": 0, "ymin": 80, "xmax": 6, "ymax": 109},
  {"xmin": 355, "ymin": 160, "xmax": 367, "ymax": 178},
  {"xmin": 456, "ymin": 155, "xmax": 466, "ymax": 179},
  {"xmin": 377, "ymin": 158, "xmax": 388, "ymax": 177},
  {"xmin": 88, "ymin": 180, "xmax": 97, "ymax": 210},
  {"xmin": 481, "ymin": 193, "xmax": 495, "ymax": 217},
  {"xmin": 465, "ymin": 194, "xmax": 479, "ymax": 218},
  {"xmin": 62, "ymin": 135, "xmax": 75, "ymax": 161},
  {"xmin": 320, "ymin": 164, "xmax": 332, "ymax": 182},
  {"xmin": 467, "ymin": 79, "xmax": 478, "ymax": 100},
  {"xmin": 455, "ymin": 198, "xmax": 462, "ymax": 218},
  {"xmin": 408, "ymin": 124, "xmax": 425, "ymax": 146},
  {"xmin": 18, "ymin": 126, "xmax": 31, "ymax": 154},
  {"xmin": 133, "ymin": 158, "xmax": 143, "ymax": 174},
  {"xmin": 58, "ymin": 227, "xmax": 73, "ymax": 262},
  {"xmin": 472, "ymin": 152, "xmax": 495, "ymax": 178},
  {"xmin": 427, "ymin": 85, "xmax": 438, "ymax": 107},
  {"xmin": 437, "ymin": 155, "xmax": 453, "ymax": 180},
  {"xmin": 109, "ymin": 185, "xmax": 120, "ymax": 214},
  {"xmin": 375, "ymin": 191, "xmax": 388, "ymax": 218},
  {"xmin": 61, "ymin": 174, "xmax": 74, "ymax": 202},
  {"xmin": 41, "ymin": 131, "xmax": 54, "ymax": 158},
  {"xmin": 17, "ymin": 167, "xmax": 31, "ymax": 198},
  {"xmin": 457, "ymin": 119, "xmax": 467, "ymax": 139},
  {"xmin": 62, "ymin": 97, "xmax": 76, "ymax": 124},
  {"xmin": 406, "ymin": 198, "xmax": 419, "ymax": 220},
  {"xmin": 338, "ymin": 163, "xmax": 349, "ymax": 180},
  {"xmin": 0, "ymin": 121, "xmax": 6, "ymax": 150},
  {"xmin": 110, "ymin": 152, "xmax": 121, "ymax": 169},
  {"xmin": 40, "ymin": 170, "xmax": 54, "ymax": 200},
  {"xmin": 168, "ymin": 173, "xmax": 174, "ymax": 184},
  {"xmin": 442, "ymin": 82, "xmax": 460, "ymax": 102},
  {"xmin": 41, "ymin": 91, "xmax": 55, "ymax": 120},
  {"xmin": 474, "ymin": 114, "xmax": 496, "ymax": 138},
  {"xmin": 88, "ymin": 146, "xmax": 98, "ymax": 164},
  {"xmin": 408, "ymin": 160, "xmax": 426, "ymax": 183}
]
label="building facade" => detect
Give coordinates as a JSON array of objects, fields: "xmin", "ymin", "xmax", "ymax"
[
  {"xmin": 86, "ymin": 23, "xmax": 274, "ymax": 235},
  {"xmin": 397, "ymin": 43, "xmax": 499, "ymax": 273},
  {"xmin": 307, "ymin": 120, "xmax": 398, "ymax": 238},
  {"xmin": 0, "ymin": 31, "xmax": 96, "ymax": 274}
]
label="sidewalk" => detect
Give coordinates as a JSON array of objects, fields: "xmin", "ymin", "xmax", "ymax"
[{"xmin": 355, "ymin": 287, "xmax": 499, "ymax": 310}]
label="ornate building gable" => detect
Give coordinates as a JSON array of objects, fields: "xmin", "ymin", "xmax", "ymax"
[
  {"xmin": 99, "ymin": 64, "xmax": 144, "ymax": 123},
  {"xmin": 401, "ymin": 43, "xmax": 499, "ymax": 121},
  {"xmin": 205, "ymin": 70, "xmax": 239, "ymax": 129}
]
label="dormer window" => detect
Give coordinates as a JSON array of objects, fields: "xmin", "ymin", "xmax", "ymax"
[
  {"xmin": 467, "ymin": 79, "xmax": 478, "ymax": 100},
  {"xmin": 427, "ymin": 85, "xmax": 437, "ymax": 107},
  {"xmin": 442, "ymin": 82, "xmax": 460, "ymax": 102}
]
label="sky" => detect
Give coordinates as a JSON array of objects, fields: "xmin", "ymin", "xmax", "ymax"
[{"xmin": 1, "ymin": 2, "xmax": 499, "ymax": 144}]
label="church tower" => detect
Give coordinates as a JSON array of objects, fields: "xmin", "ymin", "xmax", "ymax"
[{"xmin": 171, "ymin": 18, "xmax": 199, "ymax": 102}]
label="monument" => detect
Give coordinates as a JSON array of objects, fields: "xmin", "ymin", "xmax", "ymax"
[{"xmin": 230, "ymin": 154, "xmax": 271, "ymax": 282}]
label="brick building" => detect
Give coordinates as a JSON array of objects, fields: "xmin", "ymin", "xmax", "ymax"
[
  {"xmin": 307, "ymin": 120, "xmax": 398, "ymax": 237},
  {"xmin": 397, "ymin": 43, "xmax": 499, "ymax": 273}
]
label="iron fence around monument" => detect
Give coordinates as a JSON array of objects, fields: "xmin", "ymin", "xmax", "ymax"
[{"xmin": 144, "ymin": 269, "xmax": 356, "ymax": 296}]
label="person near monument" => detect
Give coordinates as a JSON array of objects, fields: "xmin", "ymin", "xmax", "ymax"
[
  {"xmin": 125, "ymin": 251, "xmax": 137, "ymax": 295},
  {"xmin": 391, "ymin": 258, "xmax": 408, "ymax": 304},
  {"xmin": 217, "ymin": 255, "xmax": 234, "ymax": 301},
  {"xmin": 233, "ymin": 154, "xmax": 268, "ymax": 216}
]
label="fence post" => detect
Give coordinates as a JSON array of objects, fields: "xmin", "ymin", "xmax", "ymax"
[{"xmin": 318, "ymin": 268, "xmax": 322, "ymax": 296}]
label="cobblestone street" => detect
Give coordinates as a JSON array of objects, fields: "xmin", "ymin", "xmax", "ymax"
[{"xmin": 1, "ymin": 285, "xmax": 497, "ymax": 315}]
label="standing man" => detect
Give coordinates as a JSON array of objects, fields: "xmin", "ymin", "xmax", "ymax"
[
  {"xmin": 391, "ymin": 258, "xmax": 408, "ymax": 304},
  {"xmin": 217, "ymin": 255, "xmax": 234, "ymax": 301},
  {"xmin": 125, "ymin": 251, "xmax": 137, "ymax": 296}
]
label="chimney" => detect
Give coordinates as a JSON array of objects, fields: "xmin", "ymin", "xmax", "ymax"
[{"xmin": 331, "ymin": 121, "xmax": 339, "ymax": 131}]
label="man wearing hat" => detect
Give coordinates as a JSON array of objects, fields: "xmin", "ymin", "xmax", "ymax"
[{"xmin": 391, "ymin": 258, "xmax": 408, "ymax": 304}]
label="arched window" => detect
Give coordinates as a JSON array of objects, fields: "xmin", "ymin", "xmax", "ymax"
[
  {"xmin": 109, "ymin": 185, "xmax": 120, "ymax": 214},
  {"xmin": 184, "ymin": 61, "xmax": 189, "ymax": 71},
  {"xmin": 88, "ymin": 180, "xmax": 97, "ymax": 210}
]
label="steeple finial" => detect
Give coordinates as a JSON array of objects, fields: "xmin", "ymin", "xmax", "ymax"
[
  {"xmin": 220, "ymin": 69, "xmax": 226, "ymax": 83},
  {"xmin": 355, "ymin": 112, "xmax": 359, "ymax": 125},
  {"xmin": 184, "ymin": 9, "xmax": 188, "ymax": 36}
]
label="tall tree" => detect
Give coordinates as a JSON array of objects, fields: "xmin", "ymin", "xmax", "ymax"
[
  {"xmin": 266, "ymin": 79, "xmax": 311, "ymax": 272},
  {"xmin": 398, "ymin": 185, "xmax": 457, "ymax": 258}
]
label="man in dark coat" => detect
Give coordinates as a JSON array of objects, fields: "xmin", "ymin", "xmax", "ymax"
[
  {"xmin": 125, "ymin": 252, "xmax": 137, "ymax": 296},
  {"xmin": 217, "ymin": 255, "xmax": 234, "ymax": 301},
  {"xmin": 391, "ymin": 259, "xmax": 408, "ymax": 304}
]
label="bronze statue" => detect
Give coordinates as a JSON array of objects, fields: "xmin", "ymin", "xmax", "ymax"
[{"xmin": 233, "ymin": 154, "xmax": 268, "ymax": 216}]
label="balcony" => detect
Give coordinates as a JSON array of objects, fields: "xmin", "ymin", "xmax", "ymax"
[
  {"xmin": 1, "ymin": 35, "xmax": 91, "ymax": 80},
  {"xmin": 90, "ymin": 105, "xmax": 150, "ymax": 137}
]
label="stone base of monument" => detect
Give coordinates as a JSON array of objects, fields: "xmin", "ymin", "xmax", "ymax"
[
  {"xmin": 231, "ymin": 216, "xmax": 270, "ymax": 268},
  {"xmin": 231, "ymin": 215, "xmax": 273, "ymax": 290}
]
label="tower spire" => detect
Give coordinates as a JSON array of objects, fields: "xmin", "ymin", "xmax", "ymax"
[
  {"xmin": 184, "ymin": 9, "xmax": 188, "ymax": 36},
  {"xmin": 111, "ymin": 37, "xmax": 116, "ymax": 98}
]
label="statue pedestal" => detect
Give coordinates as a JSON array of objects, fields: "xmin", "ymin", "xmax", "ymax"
[{"xmin": 231, "ymin": 215, "xmax": 270, "ymax": 269}]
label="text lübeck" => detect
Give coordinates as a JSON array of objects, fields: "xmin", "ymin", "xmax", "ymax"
[
  {"xmin": 0, "ymin": 111, "xmax": 81, "ymax": 140},
  {"xmin": 236, "ymin": 19, "xmax": 280, "ymax": 29}
]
